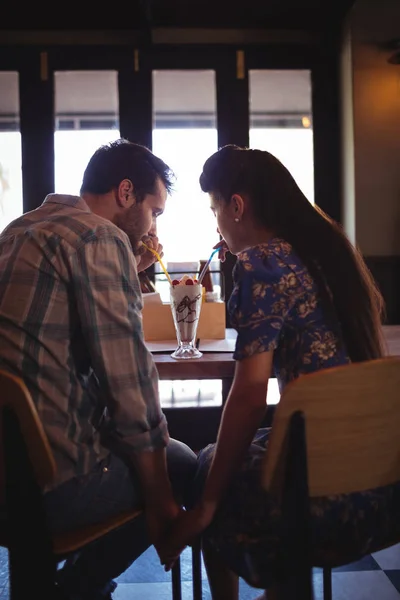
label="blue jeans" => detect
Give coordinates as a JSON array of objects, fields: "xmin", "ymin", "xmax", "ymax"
[{"xmin": 44, "ymin": 439, "xmax": 197, "ymax": 599}]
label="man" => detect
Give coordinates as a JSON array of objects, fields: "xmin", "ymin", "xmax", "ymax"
[{"xmin": 0, "ymin": 139, "xmax": 197, "ymax": 599}]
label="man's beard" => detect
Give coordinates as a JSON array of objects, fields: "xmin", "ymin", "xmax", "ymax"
[{"xmin": 116, "ymin": 206, "xmax": 144, "ymax": 254}]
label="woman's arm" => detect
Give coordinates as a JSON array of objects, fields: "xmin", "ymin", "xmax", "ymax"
[
  {"xmin": 158, "ymin": 350, "xmax": 274, "ymax": 568},
  {"xmin": 199, "ymin": 349, "xmax": 273, "ymax": 519}
]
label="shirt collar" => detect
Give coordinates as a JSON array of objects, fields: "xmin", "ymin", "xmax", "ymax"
[{"xmin": 42, "ymin": 193, "xmax": 91, "ymax": 213}]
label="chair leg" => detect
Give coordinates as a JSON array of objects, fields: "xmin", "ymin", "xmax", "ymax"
[
  {"xmin": 171, "ymin": 556, "xmax": 182, "ymax": 600},
  {"xmin": 192, "ymin": 539, "xmax": 203, "ymax": 600},
  {"xmin": 323, "ymin": 567, "xmax": 332, "ymax": 600}
]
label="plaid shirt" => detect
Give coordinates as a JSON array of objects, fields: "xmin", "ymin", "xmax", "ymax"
[{"xmin": 0, "ymin": 194, "xmax": 169, "ymax": 490}]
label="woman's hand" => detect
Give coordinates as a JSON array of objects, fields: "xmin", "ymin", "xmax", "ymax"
[
  {"xmin": 158, "ymin": 503, "xmax": 215, "ymax": 570},
  {"xmin": 145, "ymin": 500, "xmax": 184, "ymax": 563},
  {"xmin": 136, "ymin": 235, "xmax": 164, "ymax": 272},
  {"xmin": 213, "ymin": 239, "xmax": 230, "ymax": 263}
]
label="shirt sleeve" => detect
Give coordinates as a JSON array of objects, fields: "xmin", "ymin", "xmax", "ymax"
[
  {"xmin": 70, "ymin": 227, "xmax": 169, "ymax": 457},
  {"xmin": 229, "ymin": 251, "xmax": 299, "ymax": 361}
]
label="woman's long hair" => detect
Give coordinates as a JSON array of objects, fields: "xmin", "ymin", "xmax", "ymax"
[{"xmin": 199, "ymin": 145, "xmax": 385, "ymax": 362}]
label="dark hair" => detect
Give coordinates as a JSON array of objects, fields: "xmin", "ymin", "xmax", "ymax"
[
  {"xmin": 80, "ymin": 138, "xmax": 175, "ymax": 201},
  {"xmin": 200, "ymin": 144, "xmax": 385, "ymax": 362}
]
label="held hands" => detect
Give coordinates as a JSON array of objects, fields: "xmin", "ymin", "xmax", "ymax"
[
  {"xmin": 158, "ymin": 503, "xmax": 215, "ymax": 571},
  {"xmin": 136, "ymin": 235, "xmax": 164, "ymax": 272},
  {"xmin": 213, "ymin": 239, "xmax": 230, "ymax": 263},
  {"xmin": 145, "ymin": 498, "xmax": 182, "ymax": 563}
]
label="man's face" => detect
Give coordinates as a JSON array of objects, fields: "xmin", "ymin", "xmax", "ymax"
[{"xmin": 119, "ymin": 177, "xmax": 167, "ymax": 253}]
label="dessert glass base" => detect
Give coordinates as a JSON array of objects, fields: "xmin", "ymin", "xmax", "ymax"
[{"xmin": 171, "ymin": 342, "xmax": 203, "ymax": 360}]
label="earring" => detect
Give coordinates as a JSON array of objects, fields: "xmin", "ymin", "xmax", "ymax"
[{"xmin": 234, "ymin": 217, "xmax": 240, "ymax": 223}]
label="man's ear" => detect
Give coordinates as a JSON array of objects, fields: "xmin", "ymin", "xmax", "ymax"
[
  {"xmin": 231, "ymin": 193, "xmax": 245, "ymax": 220},
  {"xmin": 116, "ymin": 178, "xmax": 135, "ymax": 208}
]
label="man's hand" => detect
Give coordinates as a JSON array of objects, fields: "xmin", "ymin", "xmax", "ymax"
[
  {"xmin": 131, "ymin": 447, "xmax": 183, "ymax": 565},
  {"xmin": 145, "ymin": 498, "xmax": 183, "ymax": 562},
  {"xmin": 136, "ymin": 235, "xmax": 164, "ymax": 272},
  {"xmin": 158, "ymin": 503, "xmax": 215, "ymax": 571}
]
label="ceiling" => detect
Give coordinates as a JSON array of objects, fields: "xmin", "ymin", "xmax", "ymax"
[
  {"xmin": 139, "ymin": 0, "xmax": 356, "ymax": 31},
  {"xmin": 2, "ymin": 0, "xmax": 357, "ymax": 35}
]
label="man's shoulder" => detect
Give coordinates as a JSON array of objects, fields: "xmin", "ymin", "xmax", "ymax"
[
  {"xmin": 3, "ymin": 201, "xmax": 129, "ymax": 252},
  {"xmin": 58, "ymin": 208, "xmax": 127, "ymax": 244}
]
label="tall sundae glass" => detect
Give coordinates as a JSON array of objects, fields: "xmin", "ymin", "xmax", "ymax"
[{"xmin": 170, "ymin": 275, "xmax": 203, "ymax": 359}]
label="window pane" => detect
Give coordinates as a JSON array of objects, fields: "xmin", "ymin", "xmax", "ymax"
[
  {"xmin": 152, "ymin": 71, "xmax": 219, "ymax": 268},
  {"xmin": 54, "ymin": 71, "xmax": 120, "ymax": 195},
  {"xmin": 0, "ymin": 72, "xmax": 22, "ymax": 232},
  {"xmin": 160, "ymin": 379, "xmax": 222, "ymax": 408},
  {"xmin": 152, "ymin": 71, "xmax": 221, "ymax": 408},
  {"xmin": 249, "ymin": 70, "xmax": 314, "ymax": 203}
]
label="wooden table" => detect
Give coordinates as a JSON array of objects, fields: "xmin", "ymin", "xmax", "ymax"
[
  {"xmin": 153, "ymin": 352, "xmax": 235, "ymax": 380},
  {"xmin": 151, "ymin": 325, "xmax": 400, "ymax": 449},
  {"xmin": 153, "ymin": 325, "xmax": 400, "ymax": 381}
]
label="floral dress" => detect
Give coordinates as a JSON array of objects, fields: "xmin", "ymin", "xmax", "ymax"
[{"xmin": 194, "ymin": 238, "xmax": 400, "ymax": 589}]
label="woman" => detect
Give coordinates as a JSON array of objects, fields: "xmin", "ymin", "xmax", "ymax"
[{"xmin": 160, "ymin": 145, "xmax": 389, "ymax": 599}]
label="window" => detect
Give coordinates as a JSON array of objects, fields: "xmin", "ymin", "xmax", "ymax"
[
  {"xmin": 152, "ymin": 70, "xmax": 220, "ymax": 264},
  {"xmin": 54, "ymin": 71, "xmax": 120, "ymax": 195},
  {"xmin": 249, "ymin": 70, "xmax": 314, "ymax": 203},
  {"xmin": 0, "ymin": 72, "xmax": 22, "ymax": 232}
]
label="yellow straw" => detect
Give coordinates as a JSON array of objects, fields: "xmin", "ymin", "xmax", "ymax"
[{"xmin": 142, "ymin": 243, "xmax": 173, "ymax": 285}]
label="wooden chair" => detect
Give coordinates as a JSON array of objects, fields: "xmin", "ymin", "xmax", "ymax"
[
  {"xmin": 261, "ymin": 356, "xmax": 400, "ymax": 600},
  {"xmin": 0, "ymin": 369, "xmax": 183, "ymax": 600}
]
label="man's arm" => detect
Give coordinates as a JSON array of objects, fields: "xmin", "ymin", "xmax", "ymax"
[{"xmin": 71, "ymin": 229, "xmax": 179, "ymax": 544}]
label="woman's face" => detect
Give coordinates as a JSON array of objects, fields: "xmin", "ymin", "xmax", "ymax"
[{"xmin": 209, "ymin": 193, "xmax": 242, "ymax": 255}]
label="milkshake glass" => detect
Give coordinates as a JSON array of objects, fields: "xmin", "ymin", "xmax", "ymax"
[{"xmin": 170, "ymin": 282, "xmax": 203, "ymax": 359}]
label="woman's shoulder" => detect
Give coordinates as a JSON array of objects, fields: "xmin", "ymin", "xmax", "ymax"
[{"xmin": 236, "ymin": 238, "xmax": 302, "ymax": 278}]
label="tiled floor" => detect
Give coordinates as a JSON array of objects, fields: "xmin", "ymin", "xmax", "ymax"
[{"xmin": 0, "ymin": 542, "xmax": 400, "ymax": 599}]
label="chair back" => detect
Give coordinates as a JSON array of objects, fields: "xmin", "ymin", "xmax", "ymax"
[
  {"xmin": 262, "ymin": 358, "xmax": 400, "ymax": 497},
  {"xmin": 0, "ymin": 369, "xmax": 56, "ymax": 495}
]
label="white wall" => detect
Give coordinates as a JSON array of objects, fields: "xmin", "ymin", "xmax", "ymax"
[
  {"xmin": 340, "ymin": 19, "xmax": 356, "ymax": 246},
  {"xmin": 342, "ymin": 0, "xmax": 400, "ymax": 256}
]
